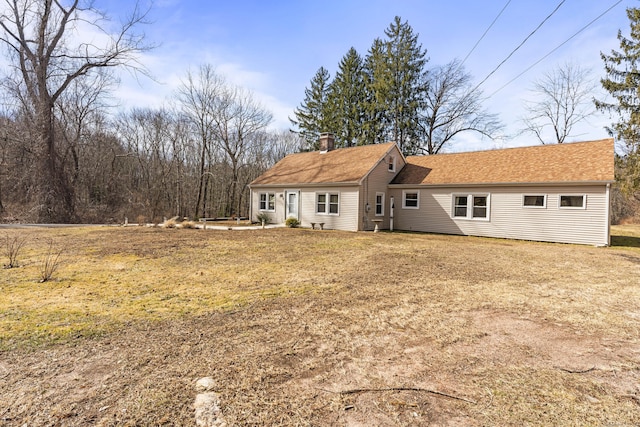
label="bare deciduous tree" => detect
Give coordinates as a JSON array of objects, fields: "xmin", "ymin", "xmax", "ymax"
[
  {"xmin": 522, "ymin": 63, "xmax": 596, "ymax": 144},
  {"xmin": 0, "ymin": 0, "xmax": 151, "ymax": 222},
  {"xmin": 419, "ymin": 60, "xmax": 502, "ymax": 154},
  {"xmin": 175, "ymin": 65, "xmax": 226, "ymax": 218}
]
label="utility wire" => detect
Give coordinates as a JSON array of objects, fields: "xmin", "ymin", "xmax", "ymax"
[
  {"xmin": 460, "ymin": 0, "xmax": 512, "ymax": 67},
  {"xmin": 487, "ymin": 0, "xmax": 623, "ymax": 98},
  {"xmin": 471, "ymin": 0, "xmax": 566, "ymax": 94}
]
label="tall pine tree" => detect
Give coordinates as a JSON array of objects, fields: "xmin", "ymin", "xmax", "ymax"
[
  {"xmin": 290, "ymin": 67, "xmax": 334, "ymax": 149},
  {"xmin": 596, "ymin": 7, "xmax": 640, "ymax": 153},
  {"xmin": 363, "ymin": 38, "xmax": 392, "ymax": 145},
  {"xmin": 380, "ymin": 16, "xmax": 428, "ymax": 155},
  {"xmin": 328, "ymin": 47, "xmax": 367, "ymax": 147},
  {"xmin": 596, "ymin": 7, "xmax": 640, "ymax": 201}
]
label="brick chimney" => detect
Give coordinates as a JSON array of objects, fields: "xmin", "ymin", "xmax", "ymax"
[{"xmin": 319, "ymin": 132, "xmax": 335, "ymax": 152}]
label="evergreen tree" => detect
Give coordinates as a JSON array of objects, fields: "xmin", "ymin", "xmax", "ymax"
[
  {"xmin": 381, "ymin": 16, "xmax": 428, "ymax": 155},
  {"xmin": 597, "ymin": 7, "xmax": 640, "ymax": 204},
  {"xmin": 596, "ymin": 7, "xmax": 640, "ymax": 153},
  {"xmin": 328, "ymin": 47, "xmax": 367, "ymax": 147},
  {"xmin": 363, "ymin": 38, "xmax": 392, "ymax": 145},
  {"xmin": 290, "ymin": 67, "xmax": 334, "ymax": 149}
]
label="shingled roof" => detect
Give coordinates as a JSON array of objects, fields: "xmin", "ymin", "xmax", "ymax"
[
  {"xmin": 391, "ymin": 138, "xmax": 614, "ymax": 186},
  {"xmin": 250, "ymin": 142, "xmax": 397, "ymax": 186}
]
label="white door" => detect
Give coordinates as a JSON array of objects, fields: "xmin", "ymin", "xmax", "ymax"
[{"xmin": 286, "ymin": 191, "xmax": 299, "ymax": 219}]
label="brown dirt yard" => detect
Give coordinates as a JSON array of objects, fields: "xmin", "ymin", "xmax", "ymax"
[{"xmin": 1, "ymin": 225, "xmax": 640, "ymax": 426}]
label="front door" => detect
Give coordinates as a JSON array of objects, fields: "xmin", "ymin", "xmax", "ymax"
[{"xmin": 286, "ymin": 191, "xmax": 299, "ymax": 219}]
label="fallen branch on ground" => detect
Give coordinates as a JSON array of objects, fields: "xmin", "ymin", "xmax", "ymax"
[
  {"xmin": 555, "ymin": 366, "xmax": 596, "ymax": 374},
  {"xmin": 320, "ymin": 387, "xmax": 476, "ymax": 404}
]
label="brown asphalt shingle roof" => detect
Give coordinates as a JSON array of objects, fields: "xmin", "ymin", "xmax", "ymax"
[
  {"xmin": 391, "ymin": 138, "xmax": 615, "ymax": 186},
  {"xmin": 250, "ymin": 142, "xmax": 396, "ymax": 186}
]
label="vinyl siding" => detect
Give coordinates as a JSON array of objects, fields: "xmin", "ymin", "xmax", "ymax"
[
  {"xmin": 390, "ymin": 185, "xmax": 610, "ymax": 246},
  {"xmin": 250, "ymin": 188, "xmax": 287, "ymax": 224},
  {"xmin": 300, "ymin": 187, "xmax": 360, "ymax": 231},
  {"xmin": 360, "ymin": 145, "xmax": 405, "ymax": 231}
]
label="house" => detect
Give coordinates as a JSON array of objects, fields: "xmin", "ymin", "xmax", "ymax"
[
  {"xmin": 249, "ymin": 133, "xmax": 405, "ymax": 231},
  {"xmin": 249, "ymin": 135, "xmax": 615, "ymax": 246}
]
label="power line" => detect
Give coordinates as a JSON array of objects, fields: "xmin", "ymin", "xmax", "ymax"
[
  {"xmin": 487, "ymin": 0, "xmax": 623, "ymax": 98},
  {"xmin": 471, "ymin": 0, "xmax": 566, "ymax": 94},
  {"xmin": 460, "ymin": 0, "xmax": 512, "ymax": 67}
]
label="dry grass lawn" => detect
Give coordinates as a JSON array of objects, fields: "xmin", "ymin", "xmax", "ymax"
[{"xmin": 1, "ymin": 225, "xmax": 639, "ymax": 425}]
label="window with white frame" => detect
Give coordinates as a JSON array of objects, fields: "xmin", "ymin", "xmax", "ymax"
[
  {"xmin": 523, "ymin": 195, "xmax": 546, "ymax": 208},
  {"xmin": 375, "ymin": 192, "xmax": 385, "ymax": 216},
  {"xmin": 452, "ymin": 194, "xmax": 490, "ymax": 220},
  {"xmin": 388, "ymin": 156, "xmax": 396, "ymax": 172},
  {"xmin": 559, "ymin": 194, "xmax": 586, "ymax": 209},
  {"xmin": 402, "ymin": 191, "xmax": 419, "ymax": 209},
  {"xmin": 453, "ymin": 195, "xmax": 468, "ymax": 217},
  {"xmin": 259, "ymin": 192, "xmax": 275, "ymax": 211},
  {"xmin": 472, "ymin": 195, "xmax": 488, "ymax": 218},
  {"xmin": 316, "ymin": 192, "xmax": 339, "ymax": 215}
]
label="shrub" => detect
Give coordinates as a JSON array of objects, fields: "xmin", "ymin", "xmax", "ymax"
[
  {"xmin": 285, "ymin": 217, "xmax": 300, "ymax": 228},
  {"xmin": 3, "ymin": 233, "xmax": 27, "ymax": 268},
  {"xmin": 256, "ymin": 212, "xmax": 270, "ymax": 225},
  {"xmin": 162, "ymin": 216, "xmax": 179, "ymax": 228},
  {"xmin": 181, "ymin": 220, "xmax": 198, "ymax": 229},
  {"xmin": 39, "ymin": 240, "xmax": 63, "ymax": 283}
]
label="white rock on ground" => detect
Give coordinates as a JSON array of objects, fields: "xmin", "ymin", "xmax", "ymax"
[{"xmin": 194, "ymin": 377, "xmax": 227, "ymax": 427}]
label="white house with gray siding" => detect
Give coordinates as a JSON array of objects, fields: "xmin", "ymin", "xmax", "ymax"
[{"xmin": 249, "ymin": 135, "xmax": 614, "ymax": 246}]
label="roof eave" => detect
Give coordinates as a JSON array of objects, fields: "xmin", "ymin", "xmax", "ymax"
[
  {"xmin": 388, "ymin": 180, "xmax": 615, "ymax": 188},
  {"xmin": 249, "ymin": 181, "xmax": 362, "ymax": 189}
]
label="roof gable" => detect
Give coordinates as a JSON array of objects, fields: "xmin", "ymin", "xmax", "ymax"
[
  {"xmin": 251, "ymin": 142, "xmax": 397, "ymax": 186},
  {"xmin": 392, "ymin": 139, "xmax": 615, "ymax": 186}
]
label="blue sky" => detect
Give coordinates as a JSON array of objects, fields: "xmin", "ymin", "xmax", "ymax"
[{"xmin": 101, "ymin": 0, "xmax": 632, "ymax": 152}]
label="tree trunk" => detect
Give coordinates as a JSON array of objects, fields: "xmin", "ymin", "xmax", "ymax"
[{"xmin": 37, "ymin": 104, "xmax": 75, "ymax": 223}]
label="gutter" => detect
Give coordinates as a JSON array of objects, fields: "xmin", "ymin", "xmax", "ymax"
[{"xmin": 388, "ymin": 180, "xmax": 615, "ymax": 189}]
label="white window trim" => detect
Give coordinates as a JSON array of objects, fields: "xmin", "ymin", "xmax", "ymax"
[
  {"xmin": 559, "ymin": 194, "xmax": 587, "ymax": 210},
  {"xmin": 451, "ymin": 194, "xmax": 491, "ymax": 221},
  {"xmin": 316, "ymin": 192, "xmax": 340, "ymax": 215},
  {"xmin": 522, "ymin": 194, "xmax": 547, "ymax": 209},
  {"xmin": 375, "ymin": 192, "xmax": 385, "ymax": 216},
  {"xmin": 388, "ymin": 156, "xmax": 396, "ymax": 172},
  {"xmin": 402, "ymin": 190, "xmax": 419, "ymax": 209},
  {"xmin": 259, "ymin": 192, "xmax": 276, "ymax": 212}
]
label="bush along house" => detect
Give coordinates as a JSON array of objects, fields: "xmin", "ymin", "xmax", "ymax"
[{"xmin": 249, "ymin": 133, "xmax": 614, "ymax": 246}]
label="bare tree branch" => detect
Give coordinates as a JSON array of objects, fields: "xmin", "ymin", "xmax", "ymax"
[{"xmin": 521, "ymin": 62, "xmax": 596, "ymax": 144}]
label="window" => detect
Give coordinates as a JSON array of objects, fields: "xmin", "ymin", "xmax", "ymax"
[
  {"xmin": 560, "ymin": 195, "xmax": 586, "ymax": 209},
  {"xmin": 472, "ymin": 196, "xmax": 487, "ymax": 218},
  {"xmin": 402, "ymin": 191, "xmax": 419, "ymax": 209},
  {"xmin": 454, "ymin": 196, "xmax": 468, "ymax": 217},
  {"xmin": 523, "ymin": 195, "xmax": 546, "ymax": 208},
  {"xmin": 259, "ymin": 192, "xmax": 275, "ymax": 211},
  {"xmin": 316, "ymin": 192, "xmax": 339, "ymax": 215},
  {"xmin": 329, "ymin": 194, "xmax": 339, "ymax": 214},
  {"xmin": 375, "ymin": 192, "xmax": 385, "ymax": 216},
  {"xmin": 452, "ymin": 194, "xmax": 490, "ymax": 220},
  {"xmin": 388, "ymin": 156, "xmax": 396, "ymax": 172}
]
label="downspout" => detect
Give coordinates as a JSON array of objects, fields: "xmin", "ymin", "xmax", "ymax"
[
  {"xmin": 248, "ymin": 185, "xmax": 253, "ymax": 223},
  {"xmin": 390, "ymin": 196, "xmax": 394, "ymax": 231},
  {"xmin": 604, "ymin": 183, "xmax": 611, "ymax": 246}
]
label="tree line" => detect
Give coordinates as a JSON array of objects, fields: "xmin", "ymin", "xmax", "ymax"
[
  {"xmin": 1, "ymin": 2, "xmax": 640, "ymax": 223},
  {"xmin": 0, "ymin": 1, "xmax": 302, "ymax": 224},
  {"xmin": 291, "ymin": 16, "xmax": 502, "ymax": 155}
]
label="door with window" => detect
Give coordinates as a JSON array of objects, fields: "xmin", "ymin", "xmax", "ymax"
[{"xmin": 286, "ymin": 191, "xmax": 299, "ymax": 219}]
